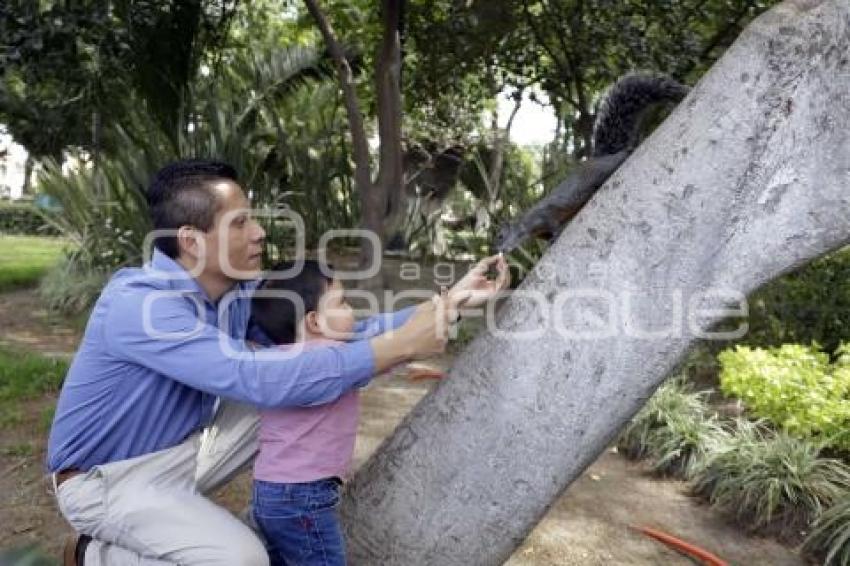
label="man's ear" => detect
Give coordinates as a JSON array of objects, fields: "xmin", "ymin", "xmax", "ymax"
[
  {"xmin": 176, "ymin": 226, "xmax": 202, "ymax": 260},
  {"xmin": 304, "ymin": 311, "xmax": 322, "ymax": 335}
]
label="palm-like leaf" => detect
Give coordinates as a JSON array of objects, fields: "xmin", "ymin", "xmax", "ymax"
[{"xmin": 36, "ymin": 42, "xmax": 359, "ymax": 313}]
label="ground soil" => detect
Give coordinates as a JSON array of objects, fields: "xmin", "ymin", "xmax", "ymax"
[{"xmin": 0, "ymin": 286, "xmax": 808, "ymax": 565}]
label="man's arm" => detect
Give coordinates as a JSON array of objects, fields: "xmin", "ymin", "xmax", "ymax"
[
  {"xmin": 245, "ymin": 306, "xmax": 417, "ymax": 346},
  {"xmin": 104, "ymin": 287, "xmax": 449, "ymax": 409},
  {"xmin": 349, "ymin": 305, "xmax": 416, "ymax": 340},
  {"xmin": 103, "ymin": 288, "xmax": 377, "ymax": 409}
]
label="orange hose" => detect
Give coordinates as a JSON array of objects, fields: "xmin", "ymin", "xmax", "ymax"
[
  {"xmin": 405, "ymin": 363, "xmax": 446, "ymax": 381},
  {"xmin": 631, "ymin": 525, "xmax": 728, "ymax": 566}
]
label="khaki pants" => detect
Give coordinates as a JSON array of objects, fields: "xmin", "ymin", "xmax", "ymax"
[{"xmin": 52, "ymin": 401, "xmax": 268, "ymax": 565}]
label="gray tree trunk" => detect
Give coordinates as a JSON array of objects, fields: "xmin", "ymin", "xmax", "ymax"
[{"xmin": 341, "ymin": 1, "xmax": 850, "ymax": 564}]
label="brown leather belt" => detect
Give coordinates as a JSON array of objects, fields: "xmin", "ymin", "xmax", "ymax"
[{"xmin": 55, "ymin": 468, "xmax": 83, "ymax": 487}]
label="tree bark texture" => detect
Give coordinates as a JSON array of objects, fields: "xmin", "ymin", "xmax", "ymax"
[{"xmin": 341, "ymin": 1, "xmax": 850, "ymax": 564}]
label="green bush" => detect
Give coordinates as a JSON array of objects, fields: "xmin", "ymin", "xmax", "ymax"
[
  {"xmin": 718, "ymin": 343, "xmax": 850, "ymax": 452},
  {"xmin": 745, "ymin": 246, "xmax": 850, "ymax": 356},
  {"xmin": 645, "ymin": 409, "xmax": 725, "ymax": 479},
  {"xmin": 618, "ymin": 378, "xmax": 721, "ymax": 478},
  {"xmin": 804, "ymin": 496, "xmax": 850, "ymax": 566},
  {"xmin": 38, "ymin": 256, "xmax": 111, "ymax": 316},
  {"xmin": 691, "ymin": 419, "xmax": 850, "ymax": 539},
  {"xmin": 0, "ymin": 201, "xmax": 59, "ymax": 236}
]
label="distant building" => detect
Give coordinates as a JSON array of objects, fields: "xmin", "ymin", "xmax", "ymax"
[{"xmin": 0, "ymin": 130, "xmax": 29, "ymax": 200}]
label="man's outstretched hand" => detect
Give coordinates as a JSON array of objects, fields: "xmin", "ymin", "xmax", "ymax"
[
  {"xmin": 447, "ymin": 254, "xmax": 511, "ymax": 310},
  {"xmin": 370, "ymin": 255, "xmax": 509, "ymax": 373}
]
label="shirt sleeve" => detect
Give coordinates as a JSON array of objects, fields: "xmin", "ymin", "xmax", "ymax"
[
  {"xmin": 246, "ymin": 306, "xmax": 416, "ymax": 345},
  {"xmin": 350, "ymin": 305, "xmax": 416, "ymax": 340},
  {"xmin": 102, "ymin": 287, "xmax": 376, "ymax": 409}
]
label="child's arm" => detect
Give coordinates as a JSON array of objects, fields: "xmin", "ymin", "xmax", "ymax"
[{"xmin": 349, "ymin": 305, "xmax": 417, "ymax": 341}]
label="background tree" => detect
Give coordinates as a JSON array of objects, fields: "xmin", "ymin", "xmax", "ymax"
[
  {"xmin": 0, "ymin": 0, "xmax": 238, "ymax": 167},
  {"xmin": 301, "ymin": 0, "xmax": 405, "ymax": 290},
  {"xmin": 407, "ymin": 0, "xmax": 780, "ymax": 158}
]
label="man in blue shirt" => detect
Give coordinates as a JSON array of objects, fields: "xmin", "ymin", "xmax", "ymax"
[{"xmin": 48, "ymin": 159, "xmax": 510, "ymax": 565}]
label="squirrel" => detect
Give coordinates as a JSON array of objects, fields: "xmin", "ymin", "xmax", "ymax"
[{"xmin": 494, "ymin": 73, "xmax": 690, "ymax": 254}]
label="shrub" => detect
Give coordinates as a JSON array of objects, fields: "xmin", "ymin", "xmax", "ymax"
[
  {"xmin": 691, "ymin": 419, "xmax": 850, "ymax": 539},
  {"xmin": 645, "ymin": 409, "xmax": 725, "ymax": 479},
  {"xmin": 804, "ymin": 496, "xmax": 850, "ymax": 566},
  {"xmin": 745, "ymin": 246, "xmax": 850, "ymax": 356},
  {"xmin": 36, "ymin": 154, "xmax": 152, "ymax": 273},
  {"xmin": 32, "ymin": 151, "xmax": 152, "ymax": 315},
  {"xmin": 0, "ymin": 201, "xmax": 59, "ymax": 236},
  {"xmin": 618, "ymin": 378, "xmax": 720, "ymax": 478},
  {"xmin": 38, "ymin": 256, "xmax": 111, "ymax": 316},
  {"xmin": 718, "ymin": 343, "xmax": 850, "ymax": 452}
]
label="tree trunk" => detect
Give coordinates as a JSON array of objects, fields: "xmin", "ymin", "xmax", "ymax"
[
  {"xmin": 21, "ymin": 155, "xmax": 34, "ymax": 197},
  {"xmin": 362, "ymin": 0, "xmax": 404, "ymax": 290},
  {"xmin": 303, "ymin": 0, "xmax": 374, "ymax": 272},
  {"xmin": 488, "ymin": 95, "xmax": 521, "ymax": 204},
  {"xmin": 92, "ymin": 108, "xmax": 102, "ymax": 197},
  {"xmin": 304, "ymin": 0, "xmax": 404, "ymax": 291},
  {"xmin": 341, "ymin": 1, "xmax": 850, "ymax": 564}
]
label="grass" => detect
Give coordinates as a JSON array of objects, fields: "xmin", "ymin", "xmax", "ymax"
[
  {"xmin": 691, "ymin": 419, "xmax": 850, "ymax": 539},
  {"xmin": 1, "ymin": 441, "xmax": 35, "ymax": 457},
  {"xmin": 619, "ymin": 379, "xmax": 713, "ymax": 461},
  {"xmin": 620, "ymin": 373, "xmax": 850, "ymax": 545},
  {"xmin": 646, "ymin": 409, "xmax": 724, "ymax": 479},
  {"xmin": 0, "ymin": 545, "xmax": 56, "ymax": 566},
  {"xmin": 618, "ymin": 377, "xmax": 724, "ymax": 480},
  {"xmin": 0, "ymin": 347, "xmax": 68, "ymax": 425},
  {"xmin": 804, "ymin": 496, "xmax": 850, "ymax": 565},
  {"xmin": 0, "ymin": 235, "xmax": 70, "ymax": 292}
]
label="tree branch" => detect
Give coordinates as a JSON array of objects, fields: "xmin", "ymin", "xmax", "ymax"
[
  {"xmin": 521, "ymin": 2, "xmax": 576, "ymax": 109},
  {"xmin": 375, "ymin": 0, "xmax": 405, "ymax": 222},
  {"xmin": 302, "ymin": 0, "xmax": 372, "ymax": 194}
]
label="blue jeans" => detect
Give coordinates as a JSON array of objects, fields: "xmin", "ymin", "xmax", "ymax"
[{"xmin": 252, "ymin": 477, "xmax": 346, "ymax": 566}]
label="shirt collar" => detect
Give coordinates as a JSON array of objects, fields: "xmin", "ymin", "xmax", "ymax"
[
  {"xmin": 147, "ymin": 248, "xmax": 205, "ymax": 294},
  {"xmin": 146, "ymin": 248, "xmax": 257, "ymax": 304}
]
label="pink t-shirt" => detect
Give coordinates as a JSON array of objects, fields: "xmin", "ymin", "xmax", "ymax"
[{"xmin": 253, "ymin": 338, "xmax": 361, "ymax": 483}]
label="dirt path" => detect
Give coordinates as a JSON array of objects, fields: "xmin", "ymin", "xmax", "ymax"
[
  {"xmin": 0, "ymin": 289, "xmax": 807, "ymax": 564},
  {"xmin": 350, "ymin": 367, "xmax": 806, "ymax": 566},
  {"xmin": 0, "ymin": 289, "xmax": 81, "ymax": 358}
]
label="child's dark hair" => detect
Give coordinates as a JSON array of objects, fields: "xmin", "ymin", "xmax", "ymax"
[{"xmin": 250, "ymin": 260, "xmax": 335, "ymax": 345}]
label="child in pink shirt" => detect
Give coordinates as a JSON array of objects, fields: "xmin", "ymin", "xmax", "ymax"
[{"xmin": 249, "ymin": 260, "xmax": 365, "ymax": 566}]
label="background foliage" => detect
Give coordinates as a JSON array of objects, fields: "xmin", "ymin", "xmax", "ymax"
[{"xmin": 718, "ymin": 343, "xmax": 850, "ymax": 453}]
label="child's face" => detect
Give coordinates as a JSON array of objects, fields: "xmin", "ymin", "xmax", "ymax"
[{"xmin": 313, "ymin": 278, "xmax": 355, "ymax": 340}]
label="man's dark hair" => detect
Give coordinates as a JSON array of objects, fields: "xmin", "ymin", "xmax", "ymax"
[
  {"xmin": 146, "ymin": 159, "xmax": 239, "ymax": 258},
  {"xmin": 250, "ymin": 260, "xmax": 336, "ymax": 345}
]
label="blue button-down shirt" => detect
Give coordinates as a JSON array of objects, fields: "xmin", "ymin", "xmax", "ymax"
[{"xmin": 46, "ymin": 249, "xmax": 414, "ymax": 473}]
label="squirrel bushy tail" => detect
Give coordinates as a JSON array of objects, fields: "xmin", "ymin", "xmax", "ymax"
[
  {"xmin": 591, "ymin": 73, "xmax": 690, "ymax": 157},
  {"xmin": 493, "ymin": 72, "xmax": 689, "ymax": 254}
]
